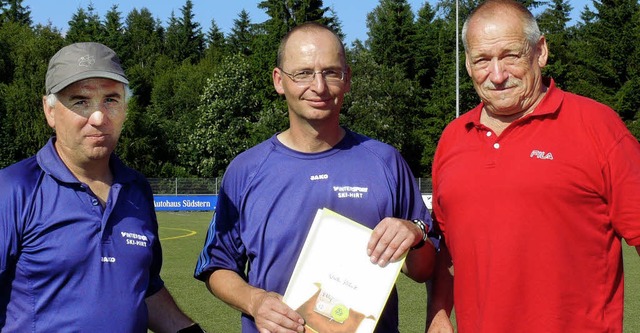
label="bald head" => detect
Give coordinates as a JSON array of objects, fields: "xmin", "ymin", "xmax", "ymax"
[
  {"xmin": 276, "ymin": 22, "xmax": 346, "ymax": 69},
  {"xmin": 462, "ymin": 0, "xmax": 541, "ymax": 51}
]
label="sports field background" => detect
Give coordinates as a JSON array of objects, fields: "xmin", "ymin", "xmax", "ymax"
[{"xmin": 156, "ymin": 211, "xmax": 640, "ymax": 333}]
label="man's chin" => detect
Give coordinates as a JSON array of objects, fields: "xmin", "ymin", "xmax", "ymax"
[{"xmin": 86, "ymin": 146, "xmax": 115, "ymax": 160}]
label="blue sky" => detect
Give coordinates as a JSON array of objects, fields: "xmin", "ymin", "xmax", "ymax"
[{"xmin": 25, "ymin": 0, "xmax": 592, "ymax": 45}]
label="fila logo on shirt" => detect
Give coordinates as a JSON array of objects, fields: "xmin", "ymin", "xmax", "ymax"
[{"xmin": 530, "ymin": 150, "xmax": 554, "ymax": 160}]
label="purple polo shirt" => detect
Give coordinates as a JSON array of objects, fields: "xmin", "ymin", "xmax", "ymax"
[{"xmin": 0, "ymin": 138, "xmax": 164, "ymax": 332}]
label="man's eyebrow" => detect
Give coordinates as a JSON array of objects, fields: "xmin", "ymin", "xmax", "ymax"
[
  {"xmin": 66, "ymin": 94, "xmax": 88, "ymax": 101},
  {"xmin": 105, "ymin": 92, "xmax": 123, "ymax": 99},
  {"xmin": 66, "ymin": 92, "xmax": 123, "ymax": 100}
]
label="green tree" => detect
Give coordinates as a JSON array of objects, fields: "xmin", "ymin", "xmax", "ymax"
[
  {"xmin": 0, "ymin": 0, "xmax": 31, "ymax": 26},
  {"xmin": 257, "ymin": 0, "xmax": 340, "ymax": 36},
  {"xmin": 413, "ymin": 2, "xmax": 439, "ymax": 92},
  {"xmin": 101, "ymin": 5, "xmax": 125, "ymax": 55},
  {"xmin": 164, "ymin": 0, "xmax": 205, "ymax": 64},
  {"xmin": 204, "ymin": 18, "xmax": 227, "ymax": 64},
  {"xmin": 414, "ymin": 0, "xmax": 478, "ymax": 175},
  {"xmin": 65, "ymin": 3, "xmax": 104, "ymax": 43},
  {"xmin": 366, "ymin": 0, "xmax": 417, "ymax": 78},
  {"xmin": 121, "ymin": 8, "xmax": 164, "ymax": 106},
  {"xmin": 143, "ymin": 56, "xmax": 215, "ymax": 177},
  {"xmin": 342, "ymin": 48, "xmax": 425, "ymax": 173},
  {"xmin": 164, "ymin": 12, "xmax": 182, "ymax": 60},
  {"xmin": 568, "ymin": 0, "xmax": 640, "ymax": 122},
  {"xmin": 227, "ymin": 9, "xmax": 254, "ymax": 56},
  {"xmin": 537, "ymin": 0, "xmax": 573, "ymax": 88},
  {"xmin": 0, "ymin": 22, "xmax": 64, "ymax": 167},
  {"xmin": 183, "ymin": 54, "xmax": 263, "ymax": 177}
]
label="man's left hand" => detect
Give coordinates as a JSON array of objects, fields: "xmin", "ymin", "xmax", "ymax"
[{"xmin": 367, "ymin": 218, "xmax": 422, "ymax": 267}]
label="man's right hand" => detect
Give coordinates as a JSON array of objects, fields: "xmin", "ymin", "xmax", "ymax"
[
  {"xmin": 207, "ymin": 269, "xmax": 305, "ymax": 333},
  {"xmin": 250, "ymin": 289, "xmax": 305, "ymax": 333}
]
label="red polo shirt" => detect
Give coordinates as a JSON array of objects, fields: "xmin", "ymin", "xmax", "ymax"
[{"xmin": 432, "ymin": 79, "xmax": 640, "ymax": 333}]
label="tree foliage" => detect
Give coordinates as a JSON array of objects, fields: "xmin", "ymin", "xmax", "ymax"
[
  {"xmin": 183, "ymin": 54, "xmax": 263, "ymax": 177},
  {"xmin": 0, "ymin": 0, "xmax": 639, "ymax": 178},
  {"xmin": 0, "ymin": 0, "xmax": 30, "ymax": 26},
  {"xmin": 66, "ymin": 4, "xmax": 104, "ymax": 43}
]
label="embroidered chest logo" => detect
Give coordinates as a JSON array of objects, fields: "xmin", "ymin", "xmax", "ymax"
[
  {"xmin": 333, "ymin": 185, "xmax": 368, "ymax": 199},
  {"xmin": 310, "ymin": 174, "xmax": 329, "ymax": 181},
  {"xmin": 121, "ymin": 231, "xmax": 149, "ymax": 247},
  {"xmin": 530, "ymin": 150, "xmax": 554, "ymax": 160}
]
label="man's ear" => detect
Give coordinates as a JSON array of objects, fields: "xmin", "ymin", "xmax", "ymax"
[
  {"xmin": 343, "ymin": 66, "xmax": 352, "ymax": 93},
  {"xmin": 273, "ymin": 67, "xmax": 285, "ymax": 95},
  {"xmin": 536, "ymin": 36, "xmax": 549, "ymax": 68},
  {"xmin": 42, "ymin": 96, "xmax": 56, "ymax": 129}
]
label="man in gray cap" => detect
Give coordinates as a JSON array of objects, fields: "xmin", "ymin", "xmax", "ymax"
[{"xmin": 0, "ymin": 42, "xmax": 206, "ymax": 332}]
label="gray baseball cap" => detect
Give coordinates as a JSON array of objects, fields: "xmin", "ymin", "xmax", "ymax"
[{"xmin": 45, "ymin": 42, "xmax": 128, "ymax": 94}]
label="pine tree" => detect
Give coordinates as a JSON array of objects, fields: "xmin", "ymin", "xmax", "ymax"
[
  {"xmin": 537, "ymin": 0, "xmax": 573, "ymax": 88},
  {"xmin": 65, "ymin": 3, "xmax": 104, "ymax": 43},
  {"xmin": 121, "ymin": 8, "xmax": 164, "ymax": 106},
  {"xmin": 227, "ymin": 10, "xmax": 254, "ymax": 56},
  {"xmin": 164, "ymin": 0, "xmax": 204, "ymax": 63},
  {"xmin": 0, "ymin": 0, "xmax": 31, "ymax": 26},
  {"xmin": 366, "ymin": 0, "xmax": 417, "ymax": 78},
  {"xmin": 203, "ymin": 19, "xmax": 227, "ymax": 65},
  {"xmin": 568, "ymin": 0, "xmax": 640, "ymax": 122},
  {"xmin": 102, "ymin": 5, "xmax": 125, "ymax": 55}
]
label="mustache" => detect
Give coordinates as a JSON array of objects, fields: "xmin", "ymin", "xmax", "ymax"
[{"xmin": 482, "ymin": 80, "xmax": 520, "ymax": 90}]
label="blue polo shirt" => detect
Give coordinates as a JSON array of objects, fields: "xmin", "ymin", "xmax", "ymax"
[
  {"xmin": 0, "ymin": 138, "xmax": 164, "ymax": 332},
  {"xmin": 195, "ymin": 130, "xmax": 432, "ymax": 333}
]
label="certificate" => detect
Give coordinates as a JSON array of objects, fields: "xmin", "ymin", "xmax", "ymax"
[{"xmin": 283, "ymin": 208, "xmax": 405, "ymax": 333}]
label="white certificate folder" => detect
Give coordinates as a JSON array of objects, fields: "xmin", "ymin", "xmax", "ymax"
[{"xmin": 283, "ymin": 208, "xmax": 406, "ymax": 333}]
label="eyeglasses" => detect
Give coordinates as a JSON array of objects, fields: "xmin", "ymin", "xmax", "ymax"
[{"xmin": 279, "ymin": 68, "xmax": 346, "ymax": 84}]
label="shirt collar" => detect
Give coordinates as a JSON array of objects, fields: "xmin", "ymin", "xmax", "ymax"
[
  {"xmin": 36, "ymin": 137, "xmax": 137, "ymax": 184},
  {"xmin": 463, "ymin": 78, "xmax": 564, "ymax": 130}
]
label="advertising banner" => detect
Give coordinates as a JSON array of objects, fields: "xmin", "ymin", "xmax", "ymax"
[{"xmin": 153, "ymin": 195, "xmax": 217, "ymax": 211}]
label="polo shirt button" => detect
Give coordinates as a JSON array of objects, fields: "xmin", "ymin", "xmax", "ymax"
[
  {"xmin": 493, "ymin": 143, "xmax": 500, "ymax": 149},
  {"xmin": 486, "ymin": 132, "xmax": 492, "ymax": 137},
  {"xmin": 91, "ymin": 199, "xmax": 99, "ymax": 206}
]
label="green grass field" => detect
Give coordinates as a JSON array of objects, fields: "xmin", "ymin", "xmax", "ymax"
[{"xmin": 157, "ymin": 211, "xmax": 640, "ymax": 333}]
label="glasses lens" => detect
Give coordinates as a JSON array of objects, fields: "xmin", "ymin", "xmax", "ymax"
[
  {"xmin": 287, "ymin": 70, "xmax": 343, "ymax": 84},
  {"xmin": 322, "ymin": 70, "xmax": 343, "ymax": 82},
  {"xmin": 293, "ymin": 70, "xmax": 314, "ymax": 82}
]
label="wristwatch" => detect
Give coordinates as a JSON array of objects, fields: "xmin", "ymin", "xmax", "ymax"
[{"xmin": 410, "ymin": 219, "xmax": 429, "ymax": 250}]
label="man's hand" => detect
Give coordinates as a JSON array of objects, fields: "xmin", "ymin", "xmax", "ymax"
[
  {"xmin": 250, "ymin": 289, "xmax": 305, "ymax": 333},
  {"xmin": 426, "ymin": 309, "xmax": 454, "ymax": 333},
  {"xmin": 367, "ymin": 217, "xmax": 422, "ymax": 267},
  {"xmin": 207, "ymin": 270, "xmax": 304, "ymax": 333}
]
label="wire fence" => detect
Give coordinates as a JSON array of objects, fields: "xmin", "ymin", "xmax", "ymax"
[{"xmin": 148, "ymin": 178, "xmax": 433, "ymax": 195}]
